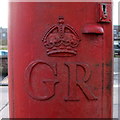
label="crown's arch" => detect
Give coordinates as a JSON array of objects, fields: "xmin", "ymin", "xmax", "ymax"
[{"xmin": 42, "ymin": 16, "xmax": 80, "ymax": 57}]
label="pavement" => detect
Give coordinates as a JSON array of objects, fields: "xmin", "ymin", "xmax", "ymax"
[
  {"xmin": 0, "ymin": 86, "xmax": 9, "ymax": 119},
  {"xmin": 0, "ymin": 58, "xmax": 120, "ymax": 119},
  {"xmin": 0, "ymin": 76, "xmax": 8, "ymax": 86}
]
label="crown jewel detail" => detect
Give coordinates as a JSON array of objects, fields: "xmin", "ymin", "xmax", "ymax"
[{"xmin": 42, "ymin": 16, "xmax": 80, "ymax": 57}]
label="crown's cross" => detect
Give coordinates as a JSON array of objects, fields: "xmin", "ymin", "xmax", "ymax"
[{"xmin": 58, "ymin": 16, "xmax": 65, "ymax": 39}]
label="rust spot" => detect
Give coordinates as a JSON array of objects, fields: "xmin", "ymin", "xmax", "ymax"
[
  {"xmin": 95, "ymin": 64, "xmax": 100, "ymax": 67},
  {"xmin": 106, "ymin": 59, "xmax": 112, "ymax": 67},
  {"xmin": 106, "ymin": 71, "xmax": 112, "ymax": 91},
  {"xmin": 93, "ymin": 87, "xmax": 99, "ymax": 90},
  {"xmin": 102, "ymin": 63, "xmax": 104, "ymax": 67}
]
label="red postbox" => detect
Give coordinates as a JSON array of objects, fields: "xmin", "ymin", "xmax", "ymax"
[{"xmin": 8, "ymin": 1, "xmax": 113, "ymax": 118}]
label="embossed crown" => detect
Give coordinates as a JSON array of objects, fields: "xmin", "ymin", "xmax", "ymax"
[{"xmin": 42, "ymin": 16, "xmax": 80, "ymax": 57}]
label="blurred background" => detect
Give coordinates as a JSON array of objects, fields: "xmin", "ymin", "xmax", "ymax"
[{"xmin": 0, "ymin": 0, "xmax": 119, "ymax": 119}]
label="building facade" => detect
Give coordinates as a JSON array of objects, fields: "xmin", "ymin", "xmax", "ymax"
[
  {"xmin": 114, "ymin": 25, "xmax": 120, "ymax": 41},
  {"xmin": 0, "ymin": 27, "xmax": 7, "ymax": 45}
]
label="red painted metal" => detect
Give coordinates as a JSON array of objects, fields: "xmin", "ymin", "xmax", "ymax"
[
  {"xmin": 82, "ymin": 24, "xmax": 104, "ymax": 34},
  {"xmin": 8, "ymin": 2, "xmax": 113, "ymax": 118}
]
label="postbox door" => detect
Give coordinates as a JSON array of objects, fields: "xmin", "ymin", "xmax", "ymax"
[{"xmin": 9, "ymin": 2, "xmax": 113, "ymax": 118}]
